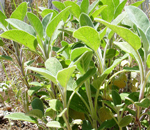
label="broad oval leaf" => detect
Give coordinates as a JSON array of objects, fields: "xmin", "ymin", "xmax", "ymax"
[
  {"xmin": 40, "ymin": 9, "xmax": 57, "ymax": 18},
  {"xmin": 112, "ymin": 90, "xmax": 122, "ymax": 106},
  {"xmin": 79, "ymin": 13, "xmax": 94, "ymax": 27},
  {"xmin": 27, "ymin": 12, "xmax": 43, "ymax": 39},
  {"xmin": 135, "ymin": 98, "xmax": 150, "ymax": 108},
  {"xmin": 26, "ymin": 66, "xmax": 57, "ymax": 84},
  {"xmin": 27, "ymin": 109, "xmax": 43, "ymax": 119},
  {"xmin": 6, "ymin": 18, "xmax": 36, "ymax": 36},
  {"xmin": 90, "ymin": 5, "xmax": 107, "ymax": 18},
  {"xmin": 49, "ymin": 99, "xmax": 63, "ymax": 111},
  {"xmin": 46, "ymin": 121, "xmax": 62, "ymax": 128},
  {"xmin": 95, "ymin": 18, "xmax": 141, "ymax": 50},
  {"xmin": 0, "ymin": 11, "xmax": 7, "ymax": 27},
  {"xmin": 10, "ymin": 2, "xmax": 27, "ymax": 20},
  {"xmin": 125, "ymin": 6, "xmax": 150, "ymax": 32},
  {"xmin": 52, "ymin": 1, "xmax": 65, "ymax": 11},
  {"xmin": 64, "ymin": 1, "xmax": 81, "ymax": 19},
  {"xmin": 71, "ymin": 47, "xmax": 92, "ymax": 61},
  {"xmin": 73, "ymin": 26, "xmax": 100, "ymax": 51},
  {"xmin": 46, "ymin": 7, "xmax": 71, "ymax": 38},
  {"xmin": 4, "ymin": 113, "xmax": 37, "ymax": 123},
  {"xmin": 45, "ymin": 57, "xmax": 63, "ymax": 76},
  {"xmin": 114, "ymin": 0, "xmax": 127, "ymax": 18},
  {"xmin": 57, "ymin": 65, "xmax": 76, "ymax": 88},
  {"xmin": 0, "ymin": 30, "xmax": 37, "ymax": 51},
  {"xmin": 70, "ymin": 51, "xmax": 93, "ymax": 74},
  {"xmin": 119, "ymin": 116, "xmax": 133, "ymax": 127},
  {"xmin": 80, "ymin": 0, "xmax": 89, "ymax": 14},
  {"xmin": 31, "ymin": 98, "xmax": 44, "ymax": 115},
  {"xmin": 101, "ymin": 0, "xmax": 115, "ymax": 22}
]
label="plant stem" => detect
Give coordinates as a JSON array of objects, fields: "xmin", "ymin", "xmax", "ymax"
[
  {"xmin": 139, "ymin": 70, "xmax": 150, "ymax": 101},
  {"xmin": 85, "ymin": 80, "xmax": 97, "ymax": 129},
  {"xmin": 96, "ymin": 48, "xmax": 104, "ymax": 74}
]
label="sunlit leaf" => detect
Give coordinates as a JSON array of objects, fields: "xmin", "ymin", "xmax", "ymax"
[
  {"xmin": 27, "ymin": 12, "xmax": 43, "ymax": 39},
  {"xmin": 73, "ymin": 26, "xmax": 100, "ymax": 51},
  {"xmin": 5, "ymin": 113, "xmax": 37, "ymax": 123},
  {"xmin": 10, "ymin": 2, "xmax": 27, "ymax": 20},
  {"xmin": 0, "ymin": 30, "xmax": 37, "ymax": 51},
  {"xmin": 95, "ymin": 18, "xmax": 141, "ymax": 50}
]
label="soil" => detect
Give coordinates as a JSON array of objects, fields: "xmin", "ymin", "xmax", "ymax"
[{"xmin": 0, "ymin": 59, "xmax": 39, "ymax": 130}]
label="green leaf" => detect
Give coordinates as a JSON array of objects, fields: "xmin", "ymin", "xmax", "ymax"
[
  {"xmin": 73, "ymin": 26, "xmax": 100, "ymax": 51},
  {"xmin": 77, "ymin": 51, "xmax": 93, "ymax": 74},
  {"xmin": 49, "ymin": 99, "xmax": 63, "ymax": 111},
  {"xmin": 139, "ymin": 28, "xmax": 149, "ymax": 54},
  {"xmin": 0, "ymin": 55, "xmax": 12, "ymax": 61},
  {"xmin": 45, "ymin": 57, "xmax": 62, "ymax": 76},
  {"xmin": 114, "ymin": 42, "xmax": 142, "ymax": 72},
  {"xmin": 64, "ymin": 1, "xmax": 81, "ymax": 19},
  {"xmin": 6, "ymin": 18, "xmax": 36, "ymax": 36},
  {"xmin": 112, "ymin": 90, "xmax": 122, "ymax": 106},
  {"xmin": 57, "ymin": 65, "xmax": 76, "ymax": 88},
  {"xmin": 113, "ymin": 0, "xmax": 119, "ymax": 8},
  {"xmin": 0, "ymin": 30, "xmax": 37, "ymax": 51},
  {"xmin": 0, "ymin": 11, "xmax": 7, "ymax": 27},
  {"xmin": 114, "ymin": 0, "xmax": 127, "ymax": 18},
  {"xmin": 98, "ymin": 119, "xmax": 116, "ymax": 130},
  {"xmin": 119, "ymin": 116, "xmax": 133, "ymax": 127},
  {"xmin": 46, "ymin": 7, "xmax": 71, "ymax": 38},
  {"xmin": 67, "ymin": 89, "xmax": 89, "ymax": 113},
  {"xmin": 70, "ymin": 51, "xmax": 93, "ymax": 74},
  {"xmin": 75, "ymin": 68, "xmax": 97, "ymax": 89},
  {"xmin": 52, "ymin": 1, "xmax": 65, "ymax": 11},
  {"xmin": 135, "ymin": 98, "xmax": 150, "ymax": 108},
  {"xmin": 99, "ymin": 27, "xmax": 107, "ymax": 41},
  {"xmin": 93, "ymin": 54, "xmax": 128, "ymax": 89},
  {"xmin": 42, "ymin": 13, "xmax": 53, "ymax": 36},
  {"xmin": 80, "ymin": 0, "xmax": 89, "ymax": 14},
  {"xmin": 40, "ymin": 9, "xmax": 57, "ymax": 18},
  {"xmin": 88, "ymin": 0, "xmax": 100, "ymax": 14},
  {"xmin": 71, "ymin": 47, "xmax": 92, "ymax": 61},
  {"xmin": 26, "ymin": 66, "xmax": 57, "ymax": 84},
  {"xmin": 28, "ymin": 86, "xmax": 42, "ymax": 96},
  {"xmin": 27, "ymin": 109, "xmax": 43, "ymax": 119},
  {"xmin": 0, "ymin": 38, "xmax": 4, "ymax": 46},
  {"xmin": 90, "ymin": 5, "xmax": 107, "ymax": 18},
  {"xmin": 45, "ymin": 108, "xmax": 56, "ymax": 118},
  {"xmin": 125, "ymin": 6, "xmax": 150, "ymax": 32},
  {"xmin": 79, "ymin": 13, "xmax": 94, "ymax": 27},
  {"xmin": 10, "ymin": 2, "xmax": 27, "ymax": 20},
  {"xmin": 27, "ymin": 12, "xmax": 43, "ymax": 39},
  {"xmin": 106, "ymin": 49, "xmax": 119, "ymax": 59},
  {"xmin": 147, "ymin": 54, "xmax": 150, "ymax": 68},
  {"xmin": 82, "ymin": 120, "xmax": 93, "ymax": 130},
  {"xmin": 95, "ymin": 18, "xmax": 141, "ymax": 50},
  {"xmin": 146, "ymin": 27, "xmax": 150, "ymax": 46},
  {"xmin": 31, "ymin": 98, "xmax": 44, "ymax": 115},
  {"xmin": 4, "ymin": 113, "xmax": 37, "ymax": 123},
  {"xmin": 101, "ymin": 0, "xmax": 115, "ymax": 22},
  {"xmin": 46, "ymin": 121, "xmax": 62, "ymax": 128},
  {"xmin": 131, "ymin": 0, "xmax": 145, "ymax": 7}
]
